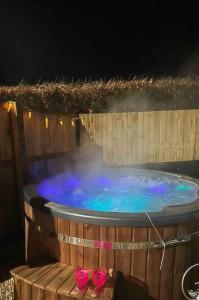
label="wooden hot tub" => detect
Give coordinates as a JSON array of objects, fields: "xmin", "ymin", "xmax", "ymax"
[{"xmin": 24, "ymin": 170, "xmax": 199, "ymax": 300}]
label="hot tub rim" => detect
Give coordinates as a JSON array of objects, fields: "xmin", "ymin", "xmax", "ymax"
[{"xmin": 24, "ymin": 171, "xmax": 199, "ymax": 227}]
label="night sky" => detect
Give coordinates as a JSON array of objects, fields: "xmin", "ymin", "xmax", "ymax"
[{"xmin": 0, "ymin": 1, "xmax": 199, "ymax": 84}]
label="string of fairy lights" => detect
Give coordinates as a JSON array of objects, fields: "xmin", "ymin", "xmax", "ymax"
[{"xmin": 5, "ymin": 100, "xmax": 93, "ymax": 129}]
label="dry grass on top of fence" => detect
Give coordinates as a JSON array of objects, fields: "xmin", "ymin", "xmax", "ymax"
[{"xmin": 0, "ymin": 77, "xmax": 199, "ymax": 113}]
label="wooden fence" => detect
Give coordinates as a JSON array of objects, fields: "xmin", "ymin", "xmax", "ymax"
[
  {"xmin": 0, "ymin": 103, "xmax": 76, "ymax": 240},
  {"xmin": 23, "ymin": 111, "xmax": 76, "ymax": 181},
  {"xmin": 80, "ymin": 109, "xmax": 199, "ymax": 165},
  {"xmin": 24, "ymin": 111, "xmax": 76, "ymax": 158}
]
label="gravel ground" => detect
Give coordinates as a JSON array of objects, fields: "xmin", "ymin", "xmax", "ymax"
[
  {"xmin": 0, "ymin": 232, "xmax": 24, "ymax": 300},
  {"xmin": 0, "ymin": 278, "xmax": 14, "ymax": 300}
]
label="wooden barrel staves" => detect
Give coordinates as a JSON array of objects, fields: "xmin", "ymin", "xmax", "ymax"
[{"xmin": 25, "ymin": 202, "xmax": 198, "ymax": 300}]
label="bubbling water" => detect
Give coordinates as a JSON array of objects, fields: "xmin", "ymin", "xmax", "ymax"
[{"xmin": 36, "ymin": 169, "xmax": 198, "ymax": 213}]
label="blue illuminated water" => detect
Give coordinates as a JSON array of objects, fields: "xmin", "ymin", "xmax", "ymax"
[{"xmin": 36, "ymin": 169, "xmax": 199, "ymax": 213}]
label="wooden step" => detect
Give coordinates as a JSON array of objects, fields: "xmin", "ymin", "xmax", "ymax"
[{"xmin": 11, "ymin": 261, "xmax": 113, "ymax": 300}]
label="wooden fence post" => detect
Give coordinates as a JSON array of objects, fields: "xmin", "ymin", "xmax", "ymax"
[{"xmin": 2, "ymin": 101, "xmax": 25, "ymax": 228}]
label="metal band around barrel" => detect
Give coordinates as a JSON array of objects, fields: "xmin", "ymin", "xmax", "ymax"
[
  {"xmin": 56, "ymin": 233, "xmax": 192, "ymax": 250},
  {"xmin": 27, "ymin": 217, "xmax": 199, "ymax": 250}
]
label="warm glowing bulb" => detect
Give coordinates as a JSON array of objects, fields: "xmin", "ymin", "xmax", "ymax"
[
  {"xmin": 45, "ymin": 116, "xmax": 48, "ymax": 128},
  {"xmin": 59, "ymin": 118, "xmax": 63, "ymax": 126},
  {"xmin": 7, "ymin": 102, "xmax": 12, "ymax": 112},
  {"xmin": 71, "ymin": 119, "xmax": 75, "ymax": 127},
  {"xmin": 28, "ymin": 110, "xmax": 32, "ymax": 119},
  {"xmin": 81, "ymin": 117, "xmax": 84, "ymax": 126}
]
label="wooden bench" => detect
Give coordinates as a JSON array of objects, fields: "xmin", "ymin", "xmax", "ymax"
[{"xmin": 11, "ymin": 261, "xmax": 113, "ymax": 300}]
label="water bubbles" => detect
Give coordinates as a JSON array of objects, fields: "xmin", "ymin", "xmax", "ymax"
[{"xmin": 36, "ymin": 170, "xmax": 198, "ymax": 213}]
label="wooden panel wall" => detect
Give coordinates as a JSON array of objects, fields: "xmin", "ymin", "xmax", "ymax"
[
  {"xmin": 23, "ymin": 111, "xmax": 76, "ymax": 158},
  {"xmin": 23, "ymin": 111, "xmax": 77, "ymax": 181},
  {"xmin": 80, "ymin": 109, "xmax": 199, "ymax": 165},
  {"xmin": 0, "ymin": 106, "xmax": 19, "ymax": 239}
]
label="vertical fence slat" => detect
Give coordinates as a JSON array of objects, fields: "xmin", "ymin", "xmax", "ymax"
[
  {"xmin": 0, "ymin": 106, "xmax": 18, "ymax": 239},
  {"xmin": 0, "ymin": 108, "xmax": 14, "ymax": 160},
  {"xmin": 148, "ymin": 111, "xmax": 155, "ymax": 163},
  {"xmin": 1, "ymin": 103, "xmax": 24, "ymax": 230},
  {"xmin": 159, "ymin": 111, "xmax": 166, "ymax": 162}
]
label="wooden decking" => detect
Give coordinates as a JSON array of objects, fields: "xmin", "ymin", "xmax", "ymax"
[{"xmin": 11, "ymin": 261, "xmax": 113, "ymax": 300}]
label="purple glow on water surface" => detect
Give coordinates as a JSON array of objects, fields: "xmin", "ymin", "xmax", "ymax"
[
  {"xmin": 36, "ymin": 170, "xmax": 199, "ymax": 213},
  {"xmin": 148, "ymin": 184, "xmax": 167, "ymax": 194},
  {"xmin": 65, "ymin": 176, "xmax": 81, "ymax": 189}
]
